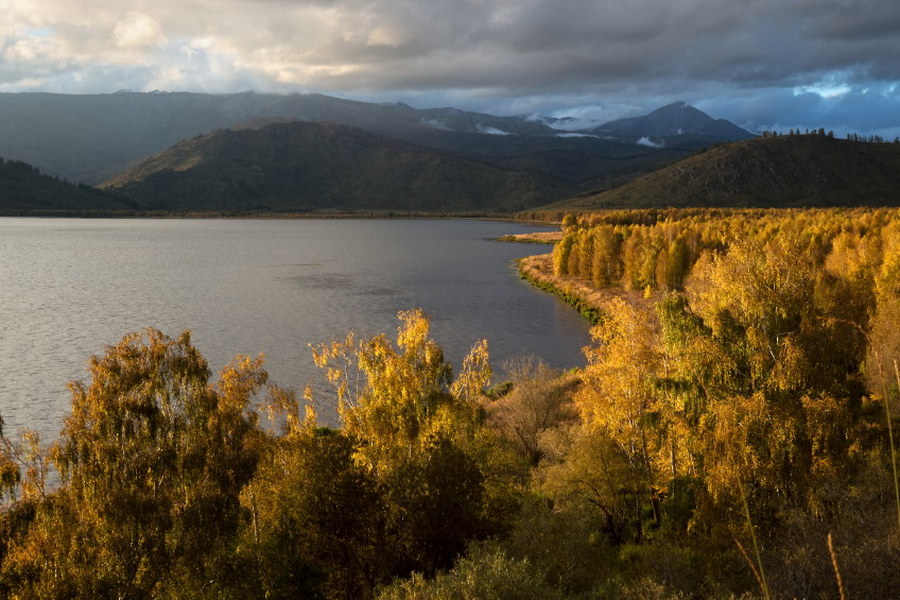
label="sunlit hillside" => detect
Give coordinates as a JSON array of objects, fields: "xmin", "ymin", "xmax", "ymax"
[{"xmin": 543, "ymin": 134, "xmax": 900, "ymax": 210}]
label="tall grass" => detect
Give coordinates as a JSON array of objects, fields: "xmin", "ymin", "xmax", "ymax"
[
  {"xmin": 737, "ymin": 479, "xmax": 771, "ymax": 600},
  {"xmin": 887, "ymin": 359, "xmax": 900, "ymax": 533},
  {"xmin": 827, "ymin": 533, "xmax": 847, "ymax": 600}
]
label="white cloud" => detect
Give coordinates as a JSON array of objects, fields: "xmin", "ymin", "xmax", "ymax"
[
  {"xmin": 555, "ymin": 132, "xmax": 601, "ymax": 138},
  {"xmin": 5, "ymin": 35, "xmax": 58, "ymax": 62},
  {"xmin": 112, "ymin": 12, "xmax": 164, "ymax": 49},
  {"xmin": 636, "ymin": 136, "xmax": 664, "ymax": 148},
  {"xmin": 366, "ymin": 26, "xmax": 405, "ymax": 48},
  {"xmin": 476, "ymin": 125, "xmax": 511, "ymax": 135},
  {"xmin": 420, "ymin": 118, "xmax": 450, "ymax": 130}
]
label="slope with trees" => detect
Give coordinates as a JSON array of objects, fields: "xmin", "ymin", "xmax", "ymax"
[
  {"xmin": 0, "ymin": 92, "xmax": 751, "ymax": 187},
  {"xmin": 0, "ymin": 157, "xmax": 136, "ymax": 215},
  {"xmin": 542, "ymin": 134, "xmax": 900, "ymax": 211},
  {"xmin": 100, "ymin": 120, "xmax": 569, "ymax": 213}
]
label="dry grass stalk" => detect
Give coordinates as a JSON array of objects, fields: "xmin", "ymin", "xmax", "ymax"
[
  {"xmin": 827, "ymin": 533, "xmax": 847, "ymax": 600},
  {"xmin": 889, "ymin": 359, "xmax": 900, "ymax": 533},
  {"xmin": 738, "ymin": 479, "xmax": 771, "ymax": 600},
  {"xmin": 734, "ymin": 537, "xmax": 766, "ymax": 597}
]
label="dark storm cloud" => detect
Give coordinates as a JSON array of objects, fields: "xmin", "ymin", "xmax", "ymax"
[
  {"xmin": 797, "ymin": 0, "xmax": 900, "ymax": 41},
  {"xmin": 1, "ymin": 0, "xmax": 898, "ymax": 134}
]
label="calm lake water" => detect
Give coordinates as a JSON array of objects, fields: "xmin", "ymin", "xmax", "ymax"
[{"xmin": 0, "ymin": 218, "xmax": 591, "ymax": 443}]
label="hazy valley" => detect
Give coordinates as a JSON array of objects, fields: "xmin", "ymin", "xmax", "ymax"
[
  {"xmin": 0, "ymin": 92, "xmax": 760, "ymax": 215},
  {"xmin": 1, "ymin": 91, "xmax": 898, "ymax": 216}
]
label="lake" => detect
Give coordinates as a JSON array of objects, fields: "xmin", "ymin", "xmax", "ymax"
[{"xmin": 0, "ymin": 218, "xmax": 591, "ymax": 444}]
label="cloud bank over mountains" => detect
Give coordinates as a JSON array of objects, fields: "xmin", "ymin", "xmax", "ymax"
[{"xmin": 1, "ymin": 0, "xmax": 898, "ymax": 137}]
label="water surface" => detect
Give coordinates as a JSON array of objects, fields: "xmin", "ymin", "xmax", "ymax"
[{"xmin": 0, "ymin": 218, "xmax": 591, "ymax": 442}]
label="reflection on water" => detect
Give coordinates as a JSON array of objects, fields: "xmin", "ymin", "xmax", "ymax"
[
  {"xmin": 0, "ymin": 218, "xmax": 591, "ymax": 443},
  {"xmin": 282, "ymin": 270, "xmax": 402, "ymax": 296},
  {"xmin": 284, "ymin": 272, "xmax": 356, "ymax": 290}
]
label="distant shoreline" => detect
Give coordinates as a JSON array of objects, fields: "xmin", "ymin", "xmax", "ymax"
[
  {"xmin": 0, "ymin": 209, "xmax": 527, "ymax": 219},
  {"xmin": 496, "ymin": 230, "xmax": 562, "ymax": 244}
]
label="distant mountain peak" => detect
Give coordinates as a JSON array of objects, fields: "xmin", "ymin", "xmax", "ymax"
[
  {"xmin": 644, "ymin": 101, "xmax": 708, "ymax": 120},
  {"xmin": 591, "ymin": 101, "xmax": 754, "ymax": 142},
  {"xmin": 0, "ymin": 90, "xmax": 755, "ymax": 200}
]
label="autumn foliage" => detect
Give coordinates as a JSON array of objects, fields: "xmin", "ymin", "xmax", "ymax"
[{"xmin": 1, "ymin": 208, "xmax": 900, "ymax": 598}]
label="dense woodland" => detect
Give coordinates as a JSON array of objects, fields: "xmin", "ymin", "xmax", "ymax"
[
  {"xmin": 0, "ymin": 157, "xmax": 135, "ymax": 214},
  {"xmin": 1, "ymin": 207, "xmax": 899, "ymax": 599},
  {"xmin": 535, "ymin": 135, "xmax": 900, "ymax": 212}
]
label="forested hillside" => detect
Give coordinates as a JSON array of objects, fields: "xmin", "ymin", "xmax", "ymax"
[
  {"xmin": 1, "ymin": 207, "xmax": 899, "ymax": 598},
  {"xmin": 543, "ymin": 134, "xmax": 900, "ymax": 210},
  {"xmin": 100, "ymin": 121, "xmax": 568, "ymax": 213},
  {"xmin": 0, "ymin": 158, "xmax": 135, "ymax": 214},
  {"xmin": 0, "ymin": 92, "xmax": 746, "ymax": 186}
]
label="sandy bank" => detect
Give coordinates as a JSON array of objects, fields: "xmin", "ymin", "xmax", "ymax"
[{"xmin": 517, "ymin": 254, "xmax": 652, "ymax": 325}]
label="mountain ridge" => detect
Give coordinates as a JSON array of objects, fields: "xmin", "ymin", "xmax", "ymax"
[
  {"xmin": 591, "ymin": 101, "xmax": 754, "ymax": 141},
  {"xmin": 100, "ymin": 120, "xmax": 569, "ymax": 213},
  {"xmin": 541, "ymin": 134, "xmax": 900, "ymax": 210},
  {"xmin": 0, "ymin": 91, "xmax": 752, "ymax": 186}
]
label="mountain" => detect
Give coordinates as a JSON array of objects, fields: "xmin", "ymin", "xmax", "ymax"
[
  {"xmin": 542, "ymin": 134, "xmax": 900, "ymax": 210},
  {"xmin": 586, "ymin": 101, "xmax": 755, "ymax": 145},
  {"xmin": 100, "ymin": 120, "xmax": 568, "ymax": 213},
  {"xmin": 392, "ymin": 126, "xmax": 695, "ymax": 187},
  {"xmin": 0, "ymin": 157, "xmax": 135, "ymax": 214},
  {"xmin": 0, "ymin": 91, "xmax": 557, "ymax": 184},
  {"xmin": 0, "ymin": 92, "xmax": 752, "ymax": 189}
]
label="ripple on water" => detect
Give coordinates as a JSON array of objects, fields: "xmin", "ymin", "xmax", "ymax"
[{"xmin": 0, "ymin": 218, "xmax": 591, "ymax": 449}]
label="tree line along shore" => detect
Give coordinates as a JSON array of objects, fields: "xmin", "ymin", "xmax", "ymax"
[{"xmin": 1, "ymin": 206, "xmax": 899, "ymax": 599}]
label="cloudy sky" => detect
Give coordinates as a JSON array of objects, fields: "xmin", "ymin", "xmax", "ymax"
[{"xmin": 2, "ymin": 0, "xmax": 899, "ymax": 137}]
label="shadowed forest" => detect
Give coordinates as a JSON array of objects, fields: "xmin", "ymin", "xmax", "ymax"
[{"xmin": 1, "ymin": 207, "xmax": 899, "ymax": 599}]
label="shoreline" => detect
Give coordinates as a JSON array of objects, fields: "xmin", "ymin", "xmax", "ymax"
[
  {"xmin": 501, "ymin": 229, "xmax": 610, "ymax": 325},
  {"xmin": 516, "ymin": 253, "xmax": 654, "ymax": 326},
  {"xmin": 516, "ymin": 254, "xmax": 606, "ymax": 324},
  {"xmin": 496, "ymin": 230, "xmax": 563, "ymax": 244},
  {"xmin": 0, "ymin": 210, "xmax": 523, "ymax": 219}
]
